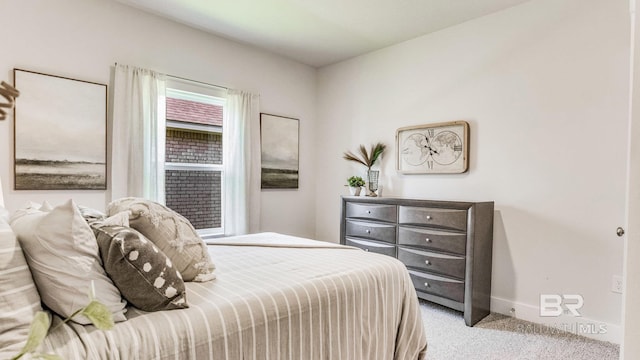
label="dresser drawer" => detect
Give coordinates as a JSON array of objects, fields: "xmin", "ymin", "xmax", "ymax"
[
  {"xmin": 346, "ymin": 202, "xmax": 397, "ymax": 223},
  {"xmin": 398, "ymin": 206, "xmax": 467, "ymax": 231},
  {"xmin": 398, "ymin": 226, "xmax": 466, "ymax": 255},
  {"xmin": 408, "ymin": 270, "xmax": 464, "ymax": 303},
  {"xmin": 398, "ymin": 247, "xmax": 465, "ymax": 279},
  {"xmin": 345, "ymin": 238, "xmax": 396, "ymax": 257},
  {"xmin": 346, "ymin": 220, "xmax": 396, "ymax": 243}
]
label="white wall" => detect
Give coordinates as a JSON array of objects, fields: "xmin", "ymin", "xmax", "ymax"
[
  {"xmin": 0, "ymin": 0, "xmax": 317, "ymax": 238},
  {"xmin": 622, "ymin": 0, "xmax": 640, "ymax": 356},
  {"xmin": 316, "ymin": 0, "xmax": 629, "ymax": 342}
]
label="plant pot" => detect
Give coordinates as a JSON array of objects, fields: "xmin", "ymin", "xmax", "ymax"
[{"xmin": 348, "ymin": 186, "xmax": 362, "ymax": 196}]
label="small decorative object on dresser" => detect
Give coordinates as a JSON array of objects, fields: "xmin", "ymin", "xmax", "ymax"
[
  {"xmin": 340, "ymin": 196, "xmax": 494, "ymax": 326},
  {"xmin": 343, "ymin": 142, "xmax": 386, "ymax": 196},
  {"xmin": 346, "ymin": 176, "xmax": 365, "ymax": 196},
  {"xmin": 396, "ymin": 121, "xmax": 469, "ymax": 174}
]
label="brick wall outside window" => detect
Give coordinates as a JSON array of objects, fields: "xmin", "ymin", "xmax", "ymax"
[
  {"xmin": 165, "ymin": 128, "xmax": 222, "ymax": 229},
  {"xmin": 166, "ymin": 129, "xmax": 222, "ymax": 164},
  {"xmin": 165, "ymin": 169, "xmax": 221, "ymax": 229}
]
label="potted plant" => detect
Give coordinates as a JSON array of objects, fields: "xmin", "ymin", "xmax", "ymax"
[
  {"xmin": 343, "ymin": 142, "xmax": 386, "ymax": 196},
  {"xmin": 346, "ymin": 176, "xmax": 365, "ymax": 196}
]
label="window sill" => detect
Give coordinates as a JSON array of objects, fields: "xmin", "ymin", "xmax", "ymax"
[{"xmin": 198, "ymin": 228, "xmax": 224, "ymax": 242}]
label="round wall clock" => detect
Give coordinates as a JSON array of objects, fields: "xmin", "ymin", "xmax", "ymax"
[{"xmin": 396, "ymin": 121, "xmax": 469, "ymax": 174}]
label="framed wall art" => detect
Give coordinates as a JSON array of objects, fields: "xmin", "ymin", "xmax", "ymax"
[
  {"xmin": 13, "ymin": 69, "xmax": 107, "ymax": 190},
  {"xmin": 260, "ymin": 113, "xmax": 299, "ymax": 189},
  {"xmin": 396, "ymin": 120, "xmax": 469, "ymax": 174}
]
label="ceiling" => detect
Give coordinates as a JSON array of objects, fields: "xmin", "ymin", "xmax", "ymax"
[{"xmin": 114, "ymin": 0, "xmax": 531, "ymax": 68}]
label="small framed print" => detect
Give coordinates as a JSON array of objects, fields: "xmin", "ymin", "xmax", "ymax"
[
  {"xmin": 260, "ymin": 113, "xmax": 299, "ymax": 189},
  {"xmin": 396, "ymin": 121, "xmax": 469, "ymax": 174}
]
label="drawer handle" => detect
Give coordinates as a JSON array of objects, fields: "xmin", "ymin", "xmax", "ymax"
[
  {"xmin": 426, "ymin": 215, "xmax": 432, "ymax": 220},
  {"xmin": 365, "ymin": 229, "xmax": 371, "ymax": 234},
  {"xmin": 424, "ymin": 282, "xmax": 430, "ymax": 288},
  {"xmin": 425, "ymin": 260, "xmax": 430, "ymax": 265},
  {"xmin": 367, "ymin": 210, "xmax": 371, "ymax": 214},
  {"xmin": 425, "ymin": 238, "xmax": 431, "ymax": 243}
]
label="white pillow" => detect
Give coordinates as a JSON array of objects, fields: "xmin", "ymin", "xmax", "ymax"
[
  {"xmin": 10, "ymin": 200, "xmax": 127, "ymax": 324},
  {"xmin": 0, "ymin": 219, "xmax": 42, "ymax": 357},
  {"xmin": 91, "ymin": 210, "xmax": 131, "ymax": 228},
  {"xmin": 40, "ymin": 200, "xmax": 53, "ymax": 212}
]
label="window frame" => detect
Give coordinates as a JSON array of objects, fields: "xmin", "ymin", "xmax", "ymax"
[{"xmin": 164, "ymin": 82, "xmax": 226, "ymax": 238}]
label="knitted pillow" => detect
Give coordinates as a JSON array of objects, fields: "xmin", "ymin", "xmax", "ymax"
[{"xmin": 107, "ymin": 197, "xmax": 215, "ymax": 282}]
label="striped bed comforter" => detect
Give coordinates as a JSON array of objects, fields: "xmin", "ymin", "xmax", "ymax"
[{"xmin": 41, "ymin": 232, "xmax": 427, "ymax": 359}]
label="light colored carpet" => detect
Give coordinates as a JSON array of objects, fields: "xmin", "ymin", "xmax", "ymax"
[{"xmin": 420, "ymin": 300, "xmax": 620, "ymax": 360}]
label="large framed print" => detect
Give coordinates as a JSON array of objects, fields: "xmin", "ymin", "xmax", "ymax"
[
  {"xmin": 260, "ymin": 113, "xmax": 299, "ymax": 189},
  {"xmin": 396, "ymin": 121, "xmax": 469, "ymax": 174},
  {"xmin": 13, "ymin": 69, "xmax": 107, "ymax": 190}
]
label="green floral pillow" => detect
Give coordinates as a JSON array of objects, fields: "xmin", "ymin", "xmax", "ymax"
[{"xmin": 93, "ymin": 225, "xmax": 188, "ymax": 311}]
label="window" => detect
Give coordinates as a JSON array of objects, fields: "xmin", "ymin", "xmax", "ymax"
[{"xmin": 164, "ymin": 84, "xmax": 226, "ymax": 237}]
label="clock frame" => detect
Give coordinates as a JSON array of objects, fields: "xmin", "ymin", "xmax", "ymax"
[{"xmin": 396, "ymin": 120, "xmax": 469, "ymax": 174}]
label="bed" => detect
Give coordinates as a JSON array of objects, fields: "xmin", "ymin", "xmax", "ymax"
[{"xmin": 34, "ymin": 232, "xmax": 427, "ymax": 359}]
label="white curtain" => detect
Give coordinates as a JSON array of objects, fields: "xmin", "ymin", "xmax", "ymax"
[
  {"xmin": 223, "ymin": 90, "xmax": 260, "ymax": 235},
  {"xmin": 111, "ymin": 64, "xmax": 166, "ymax": 202}
]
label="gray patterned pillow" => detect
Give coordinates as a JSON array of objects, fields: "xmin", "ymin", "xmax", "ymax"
[
  {"xmin": 93, "ymin": 225, "xmax": 188, "ymax": 311},
  {"xmin": 107, "ymin": 197, "xmax": 215, "ymax": 282}
]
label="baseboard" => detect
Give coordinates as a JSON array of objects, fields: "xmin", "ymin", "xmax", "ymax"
[{"xmin": 490, "ymin": 296, "xmax": 621, "ymax": 344}]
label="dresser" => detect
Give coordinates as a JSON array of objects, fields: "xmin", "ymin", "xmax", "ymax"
[{"xmin": 339, "ymin": 196, "xmax": 494, "ymax": 326}]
